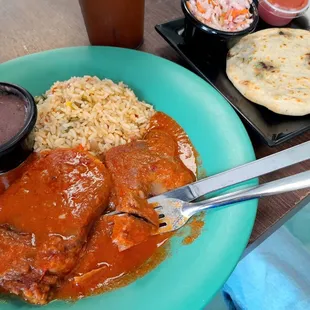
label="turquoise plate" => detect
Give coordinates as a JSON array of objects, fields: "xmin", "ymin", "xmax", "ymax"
[{"xmin": 0, "ymin": 47, "xmax": 258, "ymax": 310}]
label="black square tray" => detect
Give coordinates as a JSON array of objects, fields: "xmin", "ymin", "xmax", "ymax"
[{"xmin": 155, "ymin": 17, "xmax": 310, "ymax": 146}]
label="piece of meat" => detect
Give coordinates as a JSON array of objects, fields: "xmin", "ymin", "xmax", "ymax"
[
  {"xmin": 105, "ymin": 133, "xmax": 195, "ymax": 221},
  {"xmin": 0, "ymin": 148, "xmax": 111, "ymax": 304},
  {"xmin": 105, "ymin": 140, "xmax": 161, "ymax": 225},
  {"xmin": 111, "ymin": 215, "xmax": 155, "ymax": 251},
  {"xmin": 104, "ymin": 112, "xmax": 196, "ymax": 250},
  {"xmin": 0, "ymin": 226, "xmax": 55, "ymax": 304},
  {"xmin": 148, "ymin": 112, "xmax": 197, "ymax": 175},
  {"xmin": 54, "ymin": 216, "xmax": 169, "ymax": 300}
]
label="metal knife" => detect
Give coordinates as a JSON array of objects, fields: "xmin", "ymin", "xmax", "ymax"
[{"xmin": 148, "ymin": 141, "xmax": 310, "ymax": 204}]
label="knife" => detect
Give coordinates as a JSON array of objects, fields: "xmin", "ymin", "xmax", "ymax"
[{"xmin": 148, "ymin": 141, "xmax": 310, "ymax": 204}]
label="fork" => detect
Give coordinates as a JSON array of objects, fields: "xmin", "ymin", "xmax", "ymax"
[{"xmin": 154, "ymin": 170, "xmax": 310, "ymax": 235}]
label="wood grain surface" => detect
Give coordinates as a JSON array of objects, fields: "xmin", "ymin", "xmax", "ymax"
[{"xmin": 0, "ymin": 0, "xmax": 309, "ymax": 245}]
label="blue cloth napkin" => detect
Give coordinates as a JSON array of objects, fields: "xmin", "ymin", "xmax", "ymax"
[{"xmin": 222, "ymin": 221, "xmax": 310, "ymax": 310}]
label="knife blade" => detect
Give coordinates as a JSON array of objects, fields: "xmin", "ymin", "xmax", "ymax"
[{"xmin": 148, "ymin": 141, "xmax": 310, "ymax": 204}]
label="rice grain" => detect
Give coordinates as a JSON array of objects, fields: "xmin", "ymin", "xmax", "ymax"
[{"xmin": 34, "ymin": 76, "xmax": 155, "ymax": 155}]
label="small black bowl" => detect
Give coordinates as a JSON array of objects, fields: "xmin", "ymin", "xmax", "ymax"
[
  {"xmin": 181, "ymin": 0, "xmax": 259, "ymax": 43},
  {"xmin": 0, "ymin": 83, "xmax": 37, "ymax": 174}
]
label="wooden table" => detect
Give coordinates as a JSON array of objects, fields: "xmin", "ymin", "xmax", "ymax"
[{"xmin": 0, "ymin": 0, "xmax": 309, "ymax": 245}]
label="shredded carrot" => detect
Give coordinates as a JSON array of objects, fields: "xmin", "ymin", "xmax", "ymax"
[
  {"xmin": 186, "ymin": 0, "xmax": 253, "ymax": 31},
  {"xmin": 231, "ymin": 8, "xmax": 249, "ymax": 18},
  {"xmin": 197, "ymin": 1, "xmax": 206, "ymax": 13},
  {"xmin": 224, "ymin": 9, "xmax": 232, "ymax": 20}
]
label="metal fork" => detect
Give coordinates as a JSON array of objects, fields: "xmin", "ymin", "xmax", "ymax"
[{"xmin": 154, "ymin": 170, "xmax": 310, "ymax": 235}]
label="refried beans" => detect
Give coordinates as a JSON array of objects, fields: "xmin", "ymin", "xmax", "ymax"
[{"xmin": 0, "ymin": 94, "xmax": 26, "ymax": 145}]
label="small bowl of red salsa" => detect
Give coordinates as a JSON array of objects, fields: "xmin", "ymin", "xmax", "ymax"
[
  {"xmin": 0, "ymin": 83, "xmax": 37, "ymax": 173},
  {"xmin": 258, "ymin": 0, "xmax": 309, "ymax": 26}
]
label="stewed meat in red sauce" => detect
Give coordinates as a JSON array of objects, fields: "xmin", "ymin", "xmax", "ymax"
[
  {"xmin": 105, "ymin": 112, "xmax": 196, "ymax": 251},
  {"xmin": 0, "ymin": 112, "xmax": 199, "ymax": 304},
  {"xmin": 0, "ymin": 148, "xmax": 111, "ymax": 304},
  {"xmin": 0, "ymin": 94, "xmax": 26, "ymax": 145},
  {"xmin": 56, "ymin": 112, "xmax": 197, "ymax": 299}
]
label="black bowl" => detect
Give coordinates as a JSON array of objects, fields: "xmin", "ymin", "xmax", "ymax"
[
  {"xmin": 0, "ymin": 83, "xmax": 37, "ymax": 174},
  {"xmin": 181, "ymin": 0, "xmax": 259, "ymax": 43}
]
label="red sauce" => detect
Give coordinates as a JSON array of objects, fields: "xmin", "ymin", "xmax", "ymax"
[
  {"xmin": 55, "ymin": 217, "xmax": 170, "ymax": 300},
  {"xmin": 0, "ymin": 148, "xmax": 111, "ymax": 304},
  {"xmin": 0, "ymin": 112, "xmax": 204, "ymax": 304},
  {"xmin": 55, "ymin": 112, "xmax": 200, "ymax": 301},
  {"xmin": 148, "ymin": 112, "xmax": 197, "ymax": 176},
  {"xmin": 269, "ymin": 0, "xmax": 308, "ymax": 10},
  {"xmin": 259, "ymin": 0, "xmax": 308, "ymax": 26},
  {"xmin": 182, "ymin": 215, "xmax": 205, "ymax": 245}
]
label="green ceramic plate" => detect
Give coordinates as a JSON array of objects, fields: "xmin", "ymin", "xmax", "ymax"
[{"xmin": 0, "ymin": 47, "xmax": 258, "ymax": 310}]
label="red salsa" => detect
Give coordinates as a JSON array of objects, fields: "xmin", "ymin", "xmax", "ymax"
[
  {"xmin": 269, "ymin": 0, "xmax": 308, "ymax": 9},
  {"xmin": 258, "ymin": 0, "xmax": 309, "ymax": 26}
]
